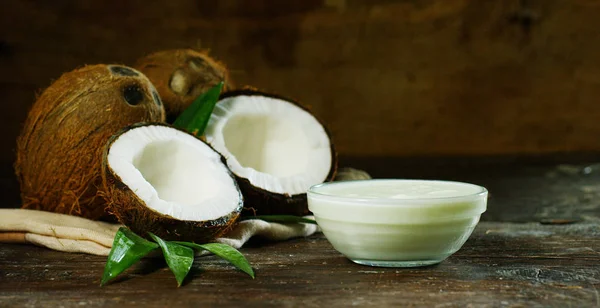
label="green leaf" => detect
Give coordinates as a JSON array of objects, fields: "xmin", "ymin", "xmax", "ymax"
[
  {"xmin": 241, "ymin": 215, "xmax": 318, "ymax": 225},
  {"xmin": 177, "ymin": 242, "xmax": 254, "ymax": 279},
  {"xmin": 100, "ymin": 227, "xmax": 158, "ymax": 286},
  {"xmin": 172, "ymin": 81, "xmax": 223, "ymax": 136},
  {"xmin": 148, "ymin": 233, "xmax": 195, "ymax": 287}
]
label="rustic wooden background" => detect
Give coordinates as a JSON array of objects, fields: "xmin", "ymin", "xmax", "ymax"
[
  {"xmin": 2, "ymin": 0, "xmax": 600, "ymax": 169},
  {"xmin": 2, "ymin": 2, "xmax": 600, "ymax": 303}
]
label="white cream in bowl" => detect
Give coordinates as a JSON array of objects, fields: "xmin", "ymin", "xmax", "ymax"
[{"xmin": 308, "ymin": 179, "xmax": 488, "ymax": 267}]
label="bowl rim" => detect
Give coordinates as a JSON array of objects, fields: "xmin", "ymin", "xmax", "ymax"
[{"xmin": 308, "ymin": 179, "xmax": 488, "ymax": 205}]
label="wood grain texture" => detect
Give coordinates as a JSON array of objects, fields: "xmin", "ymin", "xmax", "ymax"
[
  {"xmin": 1, "ymin": 159, "xmax": 600, "ymax": 306},
  {"xmin": 0, "ymin": 222, "xmax": 599, "ymax": 307},
  {"xmin": 2, "ymin": 0, "xmax": 600, "ymax": 167}
]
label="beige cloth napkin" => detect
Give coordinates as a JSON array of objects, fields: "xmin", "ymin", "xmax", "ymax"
[
  {"xmin": 0, "ymin": 209, "xmax": 319, "ymax": 256},
  {"xmin": 0, "ymin": 209, "xmax": 121, "ymax": 255},
  {"xmin": 0, "ymin": 168, "xmax": 370, "ymax": 255}
]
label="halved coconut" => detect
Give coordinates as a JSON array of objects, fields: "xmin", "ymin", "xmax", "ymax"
[
  {"xmin": 102, "ymin": 123, "xmax": 243, "ymax": 242},
  {"xmin": 204, "ymin": 90, "xmax": 337, "ymax": 216}
]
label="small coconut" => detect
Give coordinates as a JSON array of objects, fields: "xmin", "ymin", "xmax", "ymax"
[
  {"xmin": 204, "ymin": 89, "xmax": 338, "ymax": 216},
  {"xmin": 15, "ymin": 65, "xmax": 165, "ymax": 220},
  {"xmin": 102, "ymin": 123, "xmax": 243, "ymax": 242},
  {"xmin": 134, "ymin": 49, "xmax": 230, "ymax": 122}
]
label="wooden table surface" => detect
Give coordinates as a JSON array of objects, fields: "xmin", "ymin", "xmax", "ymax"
[{"xmin": 1, "ymin": 160, "xmax": 600, "ymax": 307}]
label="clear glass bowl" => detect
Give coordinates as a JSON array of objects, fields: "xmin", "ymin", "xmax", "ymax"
[{"xmin": 308, "ymin": 179, "xmax": 488, "ymax": 267}]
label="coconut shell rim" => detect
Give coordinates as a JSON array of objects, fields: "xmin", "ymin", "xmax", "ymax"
[
  {"xmin": 102, "ymin": 122, "xmax": 244, "ymax": 229},
  {"xmin": 214, "ymin": 89, "xmax": 339, "ymax": 215}
]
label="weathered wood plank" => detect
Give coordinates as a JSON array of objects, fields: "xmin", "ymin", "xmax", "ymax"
[{"xmin": 0, "ymin": 222, "xmax": 598, "ymax": 307}]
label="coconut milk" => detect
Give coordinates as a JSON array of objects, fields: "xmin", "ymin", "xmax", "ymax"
[{"xmin": 308, "ymin": 180, "xmax": 488, "ymax": 267}]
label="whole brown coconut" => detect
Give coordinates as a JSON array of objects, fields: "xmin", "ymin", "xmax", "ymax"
[
  {"xmin": 15, "ymin": 65, "xmax": 165, "ymax": 220},
  {"xmin": 134, "ymin": 49, "xmax": 230, "ymax": 122}
]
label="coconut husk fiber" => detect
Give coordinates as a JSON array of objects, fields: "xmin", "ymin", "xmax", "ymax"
[
  {"xmin": 134, "ymin": 49, "xmax": 230, "ymax": 122},
  {"xmin": 15, "ymin": 64, "xmax": 165, "ymax": 221}
]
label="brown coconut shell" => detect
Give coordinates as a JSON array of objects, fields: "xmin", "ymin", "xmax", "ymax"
[
  {"xmin": 102, "ymin": 122, "xmax": 242, "ymax": 242},
  {"xmin": 15, "ymin": 65, "xmax": 165, "ymax": 220},
  {"xmin": 216, "ymin": 89, "xmax": 338, "ymax": 217},
  {"xmin": 134, "ymin": 49, "xmax": 230, "ymax": 123}
]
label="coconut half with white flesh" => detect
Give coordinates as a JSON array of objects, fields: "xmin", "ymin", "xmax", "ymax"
[
  {"xmin": 102, "ymin": 123, "xmax": 243, "ymax": 242},
  {"xmin": 204, "ymin": 90, "xmax": 337, "ymax": 216}
]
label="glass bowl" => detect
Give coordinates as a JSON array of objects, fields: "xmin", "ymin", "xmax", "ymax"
[{"xmin": 308, "ymin": 179, "xmax": 488, "ymax": 267}]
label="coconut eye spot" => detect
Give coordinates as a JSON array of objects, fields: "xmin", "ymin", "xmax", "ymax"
[
  {"xmin": 123, "ymin": 85, "xmax": 145, "ymax": 106},
  {"xmin": 188, "ymin": 57, "xmax": 205, "ymax": 71},
  {"xmin": 109, "ymin": 65, "xmax": 139, "ymax": 77},
  {"xmin": 189, "ymin": 57, "xmax": 222, "ymax": 80}
]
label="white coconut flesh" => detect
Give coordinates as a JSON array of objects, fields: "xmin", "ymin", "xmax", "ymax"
[
  {"xmin": 204, "ymin": 95, "xmax": 332, "ymax": 195},
  {"xmin": 107, "ymin": 125, "xmax": 241, "ymax": 221}
]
